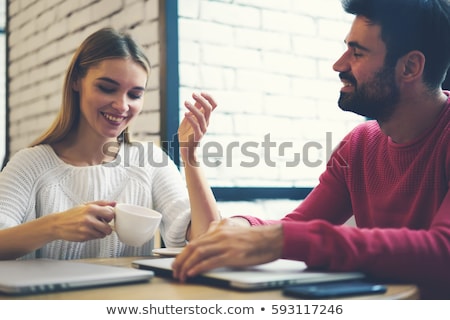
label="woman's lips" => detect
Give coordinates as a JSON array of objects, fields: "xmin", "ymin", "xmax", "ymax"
[{"xmin": 101, "ymin": 112, "xmax": 126, "ymax": 124}]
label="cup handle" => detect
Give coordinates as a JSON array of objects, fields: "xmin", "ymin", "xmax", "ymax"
[
  {"xmin": 109, "ymin": 219, "xmax": 115, "ymax": 231},
  {"xmin": 106, "ymin": 206, "xmax": 116, "ymax": 231}
]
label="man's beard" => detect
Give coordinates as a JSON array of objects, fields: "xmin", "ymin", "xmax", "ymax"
[{"xmin": 337, "ymin": 65, "xmax": 400, "ymax": 122}]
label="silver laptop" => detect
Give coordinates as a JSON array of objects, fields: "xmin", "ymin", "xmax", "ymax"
[
  {"xmin": 133, "ymin": 257, "xmax": 365, "ymax": 290},
  {"xmin": 0, "ymin": 258, "xmax": 154, "ymax": 295}
]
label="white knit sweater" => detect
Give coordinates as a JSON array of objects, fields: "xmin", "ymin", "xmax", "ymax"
[{"xmin": 0, "ymin": 143, "xmax": 191, "ymax": 259}]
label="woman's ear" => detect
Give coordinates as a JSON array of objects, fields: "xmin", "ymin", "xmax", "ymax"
[
  {"xmin": 398, "ymin": 50, "xmax": 425, "ymax": 83},
  {"xmin": 72, "ymin": 78, "xmax": 80, "ymax": 92}
]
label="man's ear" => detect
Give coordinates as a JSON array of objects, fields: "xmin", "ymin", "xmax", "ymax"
[{"xmin": 397, "ymin": 50, "xmax": 425, "ymax": 82}]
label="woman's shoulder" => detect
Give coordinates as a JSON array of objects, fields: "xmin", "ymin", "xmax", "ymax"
[
  {"xmin": 7, "ymin": 144, "xmax": 59, "ymax": 167},
  {"xmin": 1, "ymin": 144, "xmax": 61, "ymax": 181}
]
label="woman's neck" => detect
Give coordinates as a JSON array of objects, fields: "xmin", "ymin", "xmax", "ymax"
[{"xmin": 51, "ymin": 133, "xmax": 119, "ymax": 166}]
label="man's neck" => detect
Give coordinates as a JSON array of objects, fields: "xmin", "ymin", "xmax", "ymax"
[{"xmin": 378, "ymin": 90, "xmax": 447, "ymax": 144}]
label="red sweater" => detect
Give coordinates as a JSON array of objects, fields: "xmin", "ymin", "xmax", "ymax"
[{"xmin": 243, "ymin": 92, "xmax": 450, "ymax": 299}]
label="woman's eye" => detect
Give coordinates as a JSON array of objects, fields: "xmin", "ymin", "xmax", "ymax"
[
  {"xmin": 98, "ymin": 85, "xmax": 115, "ymax": 93},
  {"xmin": 128, "ymin": 92, "xmax": 143, "ymax": 100}
]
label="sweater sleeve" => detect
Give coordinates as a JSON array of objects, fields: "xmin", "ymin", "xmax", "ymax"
[
  {"xmin": 279, "ymin": 120, "xmax": 450, "ymax": 287},
  {"xmin": 146, "ymin": 145, "xmax": 191, "ymax": 248},
  {"xmin": 238, "ymin": 120, "xmax": 450, "ymax": 298},
  {"xmin": 242, "ymin": 181, "xmax": 450, "ymax": 299},
  {"xmin": 0, "ymin": 148, "xmax": 41, "ymax": 228},
  {"xmin": 281, "ymin": 190, "xmax": 450, "ymax": 294}
]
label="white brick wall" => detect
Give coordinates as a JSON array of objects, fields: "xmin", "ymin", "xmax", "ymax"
[{"xmin": 7, "ymin": 0, "xmax": 162, "ymax": 155}]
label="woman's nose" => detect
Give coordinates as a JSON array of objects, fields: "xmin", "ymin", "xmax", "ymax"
[{"xmin": 112, "ymin": 95, "xmax": 129, "ymax": 113}]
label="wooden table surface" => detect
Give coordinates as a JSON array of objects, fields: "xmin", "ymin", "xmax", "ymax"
[{"xmin": 0, "ymin": 256, "xmax": 420, "ymax": 300}]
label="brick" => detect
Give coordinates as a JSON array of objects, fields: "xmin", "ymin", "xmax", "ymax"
[
  {"xmin": 203, "ymin": 44, "xmax": 262, "ymax": 69},
  {"xmin": 119, "ymin": 0, "xmax": 144, "ymax": 25},
  {"xmin": 178, "ymin": 0, "xmax": 200, "ymax": 19},
  {"xmin": 178, "ymin": 19, "xmax": 233, "ymax": 44},
  {"xmin": 179, "ymin": 40, "xmax": 200, "ymax": 64},
  {"xmin": 144, "ymin": 0, "xmax": 159, "ymax": 21},
  {"xmin": 201, "ymin": 1, "xmax": 260, "ymax": 28},
  {"xmin": 235, "ymin": 29, "xmax": 291, "ymax": 51},
  {"xmin": 262, "ymin": 11, "xmax": 316, "ymax": 36}
]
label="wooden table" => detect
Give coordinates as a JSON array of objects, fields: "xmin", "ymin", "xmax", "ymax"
[{"xmin": 0, "ymin": 256, "xmax": 420, "ymax": 300}]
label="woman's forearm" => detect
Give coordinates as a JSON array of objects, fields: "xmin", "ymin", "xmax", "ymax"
[
  {"xmin": 183, "ymin": 152, "xmax": 221, "ymax": 241},
  {"xmin": 0, "ymin": 215, "xmax": 56, "ymax": 260}
]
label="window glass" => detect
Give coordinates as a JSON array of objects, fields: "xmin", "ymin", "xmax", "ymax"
[{"xmin": 178, "ymin": 0, "xmax": 365, "ymax": 188}]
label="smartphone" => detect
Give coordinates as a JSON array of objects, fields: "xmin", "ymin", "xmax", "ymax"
[{"xmin": 283, "ymin": 280, "xmax": 387, "ymax": 299}]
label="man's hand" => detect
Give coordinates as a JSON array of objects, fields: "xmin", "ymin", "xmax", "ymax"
[{"xmin": 172, "ymin": 218, "xmax": 284, "ymax": 282}]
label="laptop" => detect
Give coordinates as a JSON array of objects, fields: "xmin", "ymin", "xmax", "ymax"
[
  {"xmin": 132, "ymin": 257, "xmax": 365, "ymax": 291},
  {"xmin": 0, "ymin": 258, "xmax": 154, "ymax": 295}
]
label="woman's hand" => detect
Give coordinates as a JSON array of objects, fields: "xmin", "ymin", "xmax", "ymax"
[
  {"xmin": 178, "ymin": 92, "xmax": 217, "ymax": 165},
  {"xmin": 177, "ymin": 92, "xmax": 221, "ymax": 240},
  {"xmin": 51, "ymin": 200, "xmax": 116, "ymax": 242},
  {"xmin": 0, "ymin": 200, "xmax": 117, "ymax": 260}
]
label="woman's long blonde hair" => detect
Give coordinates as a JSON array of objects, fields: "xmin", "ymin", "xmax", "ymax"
[{"xmin": 31, "ymin": 27, "xmax": 151, "ymax": 147}]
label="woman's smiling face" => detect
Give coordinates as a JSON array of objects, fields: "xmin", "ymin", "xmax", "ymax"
[{"xmin": 73, "ymin": 58, "xmax": 148, "ymax": 143}]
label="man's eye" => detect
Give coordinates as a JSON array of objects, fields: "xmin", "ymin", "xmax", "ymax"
[{"xmin": 352, "ymin": 49, "xmax": 363, "ymax": 57}]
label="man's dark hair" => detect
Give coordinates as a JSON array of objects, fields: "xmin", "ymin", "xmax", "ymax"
[
  {"xmin": 341, "ymin": 0, "xmax": 450, "ymax": 89},
  {"xmin": 443, "ymin": 68, "xmax": 450, "ymax": 90}
]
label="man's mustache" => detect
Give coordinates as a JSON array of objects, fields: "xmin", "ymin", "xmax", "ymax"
[{"xmin": 339, "ymin": 72, "xmax": 357, "ymax": 85}]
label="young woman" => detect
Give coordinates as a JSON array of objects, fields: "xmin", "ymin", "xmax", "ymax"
[{"xmin": 0, "ymin": 27, "xmax": 219, "ymax": 260}]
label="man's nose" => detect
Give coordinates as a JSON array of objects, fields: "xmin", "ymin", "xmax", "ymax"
[{"xmin": 333, "ymin": 51, "xmax": 350, "ymax": 73}]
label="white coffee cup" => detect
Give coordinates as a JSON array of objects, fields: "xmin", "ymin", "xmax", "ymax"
[{"xmin": 113, "ymin": 203, "xmax": 162, "ymax": 247}]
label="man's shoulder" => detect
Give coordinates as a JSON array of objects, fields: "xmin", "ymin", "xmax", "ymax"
[
  {"xmin": 345, "ymin": 120, "xmax": 383, "ymax": 144},
  {"xmin": 351, "ymin": 120, "xmax": 380, "ymax": 133}
]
